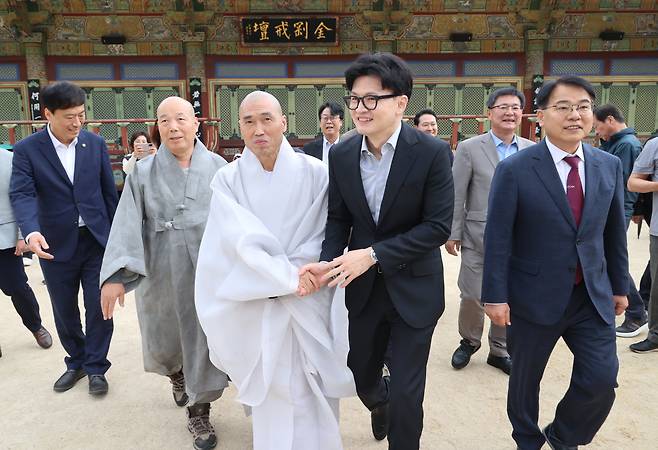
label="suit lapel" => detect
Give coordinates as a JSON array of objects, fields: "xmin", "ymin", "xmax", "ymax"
[
  {"xmin": 37, "ymin": 129, "xmax": 73, "ymax": 187},
  {"xmin": 532, "ymin": 140, "xmax": 577, "ymax": 230},
  {"xmin": 73, "ymin": 133, "xmax": 87, "ymax": 186},
  {"xmin": 378, "ymin": 124, "xmax": 419, "ymax": 226},
  {"xmin": 579, "ymin": 144, "xmax": 601, "ymax": 232},
  {"xmin": 481, "ymin": 133, "xmax": 500, "ymax": 169},
  {"xmin": 346, "ymin": 135, "xmax": 376, "ymax": 230}
]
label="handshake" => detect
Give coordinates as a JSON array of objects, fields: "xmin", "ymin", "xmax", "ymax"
[{"xmin": 296, "ymin": 247, "xmax": 377, "ymax": 297}]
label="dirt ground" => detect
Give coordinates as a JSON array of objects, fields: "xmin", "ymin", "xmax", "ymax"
[{"xmin": 1, "ymin": 226, "xmax": 656, "ymax": 450}]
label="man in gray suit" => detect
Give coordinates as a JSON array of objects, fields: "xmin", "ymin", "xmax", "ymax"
[
  {"xmin": 0, "ymin": 148, "xmax": 52, "ymax": 357},
  {"xmin": 446, "ymin": 87, "xmax": 534, "ymax": 374}
]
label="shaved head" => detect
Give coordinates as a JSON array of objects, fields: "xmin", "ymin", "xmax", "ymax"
[
  {"xmin": 238, "ymin": 90, "xmax": 287, "ymax": 171},
  {"xmin": 157, "ymin": 96, "xmax": 195, "ymax": 118},
  {"xmin": 156, "ymin": 96, "xmax": 199, "ymax": 157},
  {"xmin": 239, "ymin": 91, "xmax": 283, "ymax": 118}
]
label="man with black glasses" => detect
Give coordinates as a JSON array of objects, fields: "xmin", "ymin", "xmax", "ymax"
[{"xmin": 301, "ymin": 53, "xmax": 454, "ymax": 450}]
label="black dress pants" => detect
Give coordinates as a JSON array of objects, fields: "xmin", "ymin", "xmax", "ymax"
[
  {"xmin": 0, "ymin": 247, "xmax": 42, "ymax": 333},
  {"xmin": 347, "ymin": 273, "xmax": 436, "ymax": 450}
]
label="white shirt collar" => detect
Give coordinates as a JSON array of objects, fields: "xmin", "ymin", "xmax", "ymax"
[
  {"xmin": 545, "ymin": 136, "xmax": 584, "ymax": 164},
  {"xmin": 47, "ymin": 124, "xmax": 78, "ymax": 150},
  {"xmin": 361, "ymin": 122, "xmax": 402, "ymax": 155},
  {"xmin": 323, "ymin": 135, "xmax": 339, "ymax": 148}
]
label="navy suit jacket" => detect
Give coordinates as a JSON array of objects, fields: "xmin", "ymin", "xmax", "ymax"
[
  {"xmin": 320, "ymin": 123, "xmax": 454, "ymax": 328},
  {"xmin": 9, "ymin": 128, "xmax": 118, "ymax": 262},
  {"xmin": 481, "ymin": 140, "xmax": 628, "ymax": 326},
  {"xmin": 303, "ymin": 137, "xmax": 324, "ymax": 161}
]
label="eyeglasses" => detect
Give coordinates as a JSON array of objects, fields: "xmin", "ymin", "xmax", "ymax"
[
  {"xmin": 489, "ymin": 104, "xmax": 523, "ymax": 112},
  {"xmin": 320, "ymin": 114, "xmax": 341, "ymax": 122},
  {"xmin": 343, "ymin": 94, "xmax": 399, "ymax": 111},
  {"xmin": 544, "ymin": 102, "xmax": 594, "ymax": 115}
]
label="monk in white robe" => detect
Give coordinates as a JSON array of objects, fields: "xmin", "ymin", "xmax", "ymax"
[
  {"xmin": 100, "ymin": 97, "xmax": 228, "ymax": 450},
  {"xmin": 195, "ymin": 91, "xmax": 354, "ymax": 450}
]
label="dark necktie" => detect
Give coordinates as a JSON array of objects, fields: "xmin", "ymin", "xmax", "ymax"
[{"xmin": 564, "ymin": 155, "xmax": 584, "ymax": 284}]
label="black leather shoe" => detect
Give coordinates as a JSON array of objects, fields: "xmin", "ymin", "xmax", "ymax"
[
  {"xmin": 88, "ymin": 374, "xmax": 109, "ymax": 396},
  {"xmin": 53, "ymin": 368, "xmax": 86, "ymax": 392},
  {"xmin": 371, "ymin": 403, "xmax": 389, "ymax": 441},
  {"xmin": 542, "ymin": 423, "xmax": 577, "ymax": 450},
  {"xmin": 487, "ymin": 354, "xmax": 512, "ymax": 375},
  {"xmin": 451, "ymin": 339, "xmax": 479, "ymax": 369}
]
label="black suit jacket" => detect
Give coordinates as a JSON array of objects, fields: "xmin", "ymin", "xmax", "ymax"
[
  {"xmin": 320, "ymin": 123, "xmax": 454, "ymax": 328},
  {"xmin": 303, "ymin": 137, "xmax": 323, "ymax": 161}
]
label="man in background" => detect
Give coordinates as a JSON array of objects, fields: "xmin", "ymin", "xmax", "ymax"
[
  {"xmin": 594, "ymin": 104, "xmax": 645, "ymax": 338},
  {"xmin": 446, "ymin": 87, "xmax": 534, "ymax": 375},
  {"xmin": 303, "ymin": 101, "xmax": 344, "ymax": 163},
  {"xmin": 1, "ymin": 148, "xmax": 52, "ymax": 357}
]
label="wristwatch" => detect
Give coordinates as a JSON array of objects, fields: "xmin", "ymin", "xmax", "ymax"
[{"xmin": 370, "ymin": 248, "xmax": 378, "ymax": 264}]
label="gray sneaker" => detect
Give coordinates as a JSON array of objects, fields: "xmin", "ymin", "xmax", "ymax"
[
  {"xmin": 187, "ymin": 403, "xmax": 217, "ymax": 450},
  {"xmin": 168, "ymin": 370, "xmax": 189, "ymax": 407},
  {"xmin": 615, "ymin": 317, "xmax": 648, "ymax": 338}
]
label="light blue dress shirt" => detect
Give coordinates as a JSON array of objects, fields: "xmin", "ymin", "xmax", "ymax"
[
  {"xmin": 360, "ymin": 122, "xmax": 402, "ymax": 224},
  {"xmin": 490, "ymin": 130, "xmax": 519, "ymax": 161}
]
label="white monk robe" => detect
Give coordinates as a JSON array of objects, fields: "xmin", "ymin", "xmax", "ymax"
[{"xmin": 195, "ymin": 137, "xmax": 354, "ymax": 450}]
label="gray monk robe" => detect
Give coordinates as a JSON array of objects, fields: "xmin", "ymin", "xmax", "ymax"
[{"xmin": 100, "ymin": 141, "xmax": 229, "ymax": 404}]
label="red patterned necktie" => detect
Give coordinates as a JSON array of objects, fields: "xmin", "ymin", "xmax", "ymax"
[{"xmin": 564, "ymin": 155, "xmax": 583, "ymax": 284}]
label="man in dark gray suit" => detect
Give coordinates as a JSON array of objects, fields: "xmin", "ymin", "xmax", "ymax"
[
  {"xmin": 446, "ymin": 88, "xmax": 534, "ymax": 375},
  {"xmin": 0, "ymin": 148, "xmax": 52, "ymax": 356}
]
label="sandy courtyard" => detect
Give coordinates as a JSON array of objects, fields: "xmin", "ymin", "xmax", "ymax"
[{"xmin": 1, "ymin": 227, "xmax": 656, "ymax": 450}]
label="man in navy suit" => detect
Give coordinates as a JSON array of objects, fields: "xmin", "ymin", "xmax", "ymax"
[
  {"xmin": 302, "ymin": 53, "xmax": 454, "ymax": 450},
  {"xmin": 302, "ymin": 101, "xmax": 344, "ymax": 162},
  {"xmin": 10, "ymin": 81, "xmax": 118, "ymax": 396},
  {"xmin": 482, "ymin": 76, "xmax": 628, "ymax": 450}
]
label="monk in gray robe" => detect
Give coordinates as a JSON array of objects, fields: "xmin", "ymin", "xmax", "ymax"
[{"xmin": 100, "ymin": 96, "xmax": 228, "ymax": 450}]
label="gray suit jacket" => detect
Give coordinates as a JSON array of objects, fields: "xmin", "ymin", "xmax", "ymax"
[
  {"xmin": 0, "ymin": 149, "xmax": 20, "ymax": 249},
  {"xmin": 449, "ymin": 133, "xmax": 534, "ymax": 298}
]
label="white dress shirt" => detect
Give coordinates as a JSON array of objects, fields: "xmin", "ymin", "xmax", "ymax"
[
  {"xmin": 545, "ymin": 136, "xmax": 586, "ymax": 194},
  {"xmin": 360, "ymin": 122, "xmax": 402, "ymax": 224},
  {"xmin": 46, "ymin": 125, "xmax": 85, "ymax": 227},
  {"xmin": 322, "ymin": 136, "xmax": 339, "ymax": 163}
]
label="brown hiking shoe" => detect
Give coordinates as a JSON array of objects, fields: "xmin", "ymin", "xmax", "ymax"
[
  {"xmin": 168, "ymin": 370, "xmax": 189, "ymax": 407},
  {"xmin": 187, "ymin": 403, "xmax": 217, "ymax": 450}
]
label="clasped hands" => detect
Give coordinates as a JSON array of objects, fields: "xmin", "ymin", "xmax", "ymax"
[{"xmin": 297, "ymin": 248, "xmax": 375, "ymax": 297}]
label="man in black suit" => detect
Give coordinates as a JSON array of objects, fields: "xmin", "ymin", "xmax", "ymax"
[
  {"xmin": 10, "ymin": 81, "xmax": 118, "ymax": 396},
  {"xmin": 301, "ymin": 53, "xmax": 454, "ymax": 450},
  {"xmin": 303, "ymin": 101, "xmax": 344, "ymax": 162}
]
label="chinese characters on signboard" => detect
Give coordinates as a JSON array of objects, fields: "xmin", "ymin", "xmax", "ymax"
[
  {"xmin": 28, "ymin": 79, "xmax": 42, "ymax": 121},
  {"xmin": 189, "ymin": 77, "xmax": 203, "ymax": 142},
  {"xmin": 532, "ymin": 75, "xmax": 544, "ymax": 138},
  {"xmin": 242, "ymin": 18, "xmax": 338, "ymax": 44}
]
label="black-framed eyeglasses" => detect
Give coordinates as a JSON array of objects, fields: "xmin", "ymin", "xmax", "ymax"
[{"xmin": 343, "ymin": 94, "xmax": 399, "ymax": 111}]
